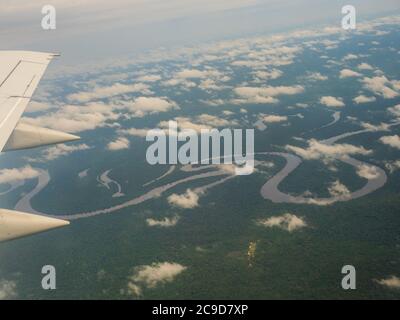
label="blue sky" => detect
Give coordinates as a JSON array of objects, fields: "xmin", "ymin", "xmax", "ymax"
[{"xmin": 1, "ymin": 0, "xmax": 400, "ymax": 64}]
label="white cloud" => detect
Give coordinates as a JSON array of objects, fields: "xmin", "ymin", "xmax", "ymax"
[
  {"xmin": 286, "ymin": 139, "xmax": 372, "ymax": 160},
  {"xmin": 388, "ymin": 104, "xmax": 400, "ymax": 118},
  {"xmin": 0, "ymin": 280, "xmax": 17, "ymax": 300},
  {"xmin": 136, "ymin": 75, "xmax": 162, "ymax": 82},
  {"xmin": 0, "ymin": 166, "xmax": 40, "ymax": 184},
  {"xmin": 361, "ymin": 76, "xmax": 399, "ymax": 99},
  {"xmin": 67, "ymin": 83, "xmax": 152, "ymax": 102},
  {"xmin": 380, "ymin": 135, "xmax": 400, "ymax": 149},
  {"xmin": 328, "ymin": 180, "xmax": 350, "ymax": 197},
  {"xmin": 258, "ymin": 114, "xmax": 288, "ymax": 123},
  {"xmin": 40, "ymin": 144, "xmax": 91, "ymax": 161},
  {"xmin": 340, "ymin": 69, "xmax": 362, "ymax": 78},
  {"xmin": 233, "ymin": 85, "xmax": 304, "ymax": 104},
  {"xmin": 360, "ymin": 122, "xmax": 390, "ymax": 132},
  {"xmin": 343, "ymin": 54, "xmax": 358, "ymax": 60},
  {"xmin": 22, "ymin": 102, "xmax": 121, "ymax": 133},
  {"xmin": 305, "ymin": 72, "xmax": 328, "ymax": 81},
  {"xmin": 320, "ymin": 96, "xmax": 345, "ymax": 108},
  {"xmin": 357, "ymin": 63, "xmax": 374, "ymax": 70},
  {"xmin": 168, "ymin": 189, "xmax": 200, "ymax": 209},
  {"xmin": 146, "ymin": 216, "xmax": 180, "ymax": 227},
  {"xmin": 126, "ymin": 262, "xmax": 187, "ymax": 296},
  {"xmin": 118, "ymin": 128, "xmax": 149, "ymax": 137},
  {"xmin": 356, "ymin": 164, "xmax": 380, "ymax": 179},
  {"xmin": 253, "ymin": 69, "xmax": 283, "ymax": 80},
  {"xmin": 125, "ymin": 97, "xmax": 179, "ymax": 117},
  {"xmin": 26, "ymin": 101, "xmax": 53, "ymax": 113},
  {"xmin": 375, "ymin": 276, "xmax": 400, "ymax": 289},
  {"xmin": 353, "ymin": 95, "xmax": 376, "ymax": 104},
  {"xmin": 257, "ymin": 213, "xmax": 307, "ymax": 232},
  {"xmin": 107, "ymin": 137, "xmax": 130, "ymax": 150}
]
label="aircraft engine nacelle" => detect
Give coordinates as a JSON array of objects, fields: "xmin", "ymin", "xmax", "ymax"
[{"xmin": 3, "ymin": 123, "xmax": 80, "ymax": 152}]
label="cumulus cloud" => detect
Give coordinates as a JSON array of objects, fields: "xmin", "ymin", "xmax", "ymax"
[
  {"xmin": 0, "ymin": 280, "xmax": 17, "ymax": 300},
  {"xmin": 258, "ymin": 114, "xmax": 288, "ymax": 123},
  {"xmin": 124, "ymin": 97, "xmax": 179, "ymax": 117},
  {"xmin": 375, "ymin": 276, "xmax": 400, "ymax": 289},
  {"xmin": 257, "ymin": 213, "xmax": 307, "ymax": 232},
  {"xmin": 360, "ymin": 122, "xmax": 390, "ymax": 132},
  {"xmin": 233, "ymin": 85, "xmax": 304, "ymax": 104},
  {"xmin": 253, "ymin": 69, "xmax": 283, "ymax": 80},
  {"xmin": 146, "ymin": 216, "xmax": 180, "ymax": 227},
  {"xmin": 107, "ymin": 137, "xmax": 130, "ymax": 150},
  {"xmin": 22, "ymin": 102, "xmax": 121, "ymax": 133},
  {"xmin": 343, "ymin": 54, "xmax": 358, "ymax": 60},
  {"xmin": 39, "ymin": 144, "xmax": 91, "ymax": 161},
  {"xmin": 168, "ymin": 189, "xmax": 200, "ymax": 209},
  {"xmin": 118, "ymin": 128, "xmax": 149, "ymax": 137},
  {"xmin": 286, "ymin": 139, "xmax": 372, "ymax": 160},
  {"xmin": 357, "ymin": 63, "xmax": 374, "ymax": 70},
  {"xmin": 320, "ymin": 96, "xmax": 345, "ymax": 108},
  {"xmin": 67, "ymin": 83, "xmax": 152, "ymax": 102},
  {"xmin": 136, "ymin": 75, "xmax": 162, "ymax": 82},
  {"xmin": 361, "ymin": 76, "xmax": 399, "ymax": 99},
  {"xmin": 126, "ymin": 262, "xmax": 187, "ymax": 297},
  {"xmin": 328, "ymin": 180, "xmax": 350, "ymax": 198},
  {"xmin": 26, "ymin": 101, "xmax": 53, "ymax": 113},
  {"xmin": 356, "ymin": 164, "xmax": 380, "ymax": 180},
  {"xmin": 0, "ymin": 166, "xmax": 40, "ymax": 184},
  {"xmin": 380, "ymin": 135, "xmax": 400, "ymax": 149},
  {"xmin": 340, "ymin": 69, "xmax": 362, "ymax": 78},
  {"xmin": 388, "ymin": 104, "xmax": 400, "ymax": 118},
  {"xmin": 353, "ymin": 95, "xmax": 376, "ymax": 104},
  {"xmin": 305, "ymin": 72, "xmax": 328, "ymax": 81}
]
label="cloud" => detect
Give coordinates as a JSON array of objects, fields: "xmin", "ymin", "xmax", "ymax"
[
  {"xmin": 375, "ymin": 276, "xmax": 400, "ymax": 289},
  {"xmin": 107, "ymin": 137, "xmax": 130, "ymax": 150},
  {"xmin": 136, "ymin": 75, "xmax": 162, "ymax": 82},
  {"xmin": 286, "ymin": 139, "xmax": 372, "ymax": 160},
  {"xmin": 360, "ymin": 122, "xmax": 390, "ymax": 132},
  {"xmin": 356, "ymin": 164, "xmax": 380, "ymax": 180},
  {"xmin": 168, "ymin": 189, "xmax": 200, "ymax": 209},
  {"xmin": 258, "ymin": 114, "xmax": 288, "ymax": 123},
  {"xmin": 26, "ymin": 101, "xmax": 53, "ymax": 113},
  {"xmin": 67, "ymin": 83, "xmax": 152, "ymax": 102},
  {"xmin": 353, "ymin": 95, "xmax": 376, "ymax": 104},
  {"xmin": 305, "ymin": 72, "xmax": 328, "ymax": 81},
  {"xmin": 126, "ymin": 262, "xmax": 187, "ymax": 296},
  {"xmin": 257, "ymin": 213, "xmax": 307, "ymax": 232},
  {"xmin": 146, "ymin": 216, "xmax": 180, "ymax": 227},
  {"xmin": 0, "ymin": 166, "xmax": 40, "ymax": 184},
  {"xmin": 0, "ymin": 280, "xmax": 17, "ymax": 300},
  {"xmin": 340, "ymin": 69, "xmax": 362, "ymax": 78},
  {"xmin": 388, "ymin": 104, "xmax": 400, "ymax": 118},
  {"xmin": 233, "ymin": 85, "xmax": 304, "ymax": 104},
  {"xmin": 118, "ymin": 128, "xmax": 149, "ymax": 137},
  {"xmin": 380, "ymin": 135, "xmax": 400, "ymax": 149},
  {"xmin": 320, "ymin": 96, "xmax": 345, "ymax": 107},
  {"xmin": 343, "ymin": 54, "xmax": 358, "ymax": 60},
  {"xmin": 328, "ymin": 180, "xmax": 350, "ymax": 198},
  {"xmin": 22, "ymin": 102, "xmax": 121, "ymax": 133},
  {"xmin": 39, "ymin": 144, "xmax": 91, "ymax": 161},
  {"xmin": 124, "ymin": 97, "xmax": 179, "ymax": 117},
  {"xmin": 357, "ymin": 63, "xmax": 374, "ymax": 70},
  {"xmin": 253, "ymin": 69, "xmax": 283, "ymax": 80},
  {"xmin": 361, "ymin": 76, "xmax": 399, "ymax": 99}
]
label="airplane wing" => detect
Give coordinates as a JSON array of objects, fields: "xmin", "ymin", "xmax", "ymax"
[{"xmin": 0, "ymin": 51, "xmax": 78, "ymax": 242}]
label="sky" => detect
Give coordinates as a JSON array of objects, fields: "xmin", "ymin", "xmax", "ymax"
[{"xmin": 1, "ymin": 0, "xmax": 400, "ymax": 65}]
